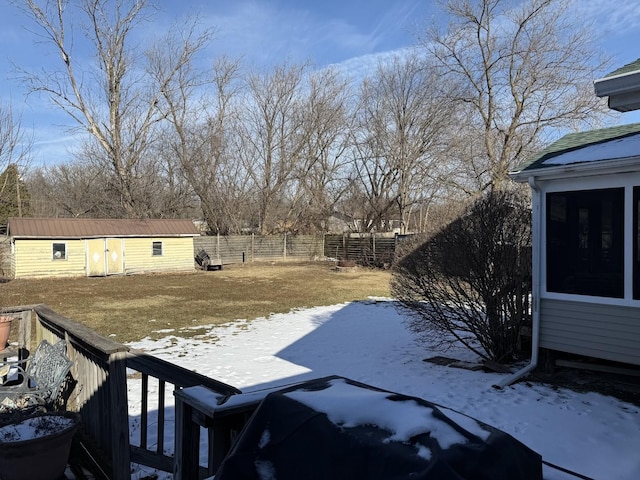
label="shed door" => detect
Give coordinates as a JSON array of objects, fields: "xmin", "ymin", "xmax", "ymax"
[
  {"xmin": 87, "ymin": 238, "xmax": 124, "ymax": 276},
  {"xmin": 106, "ymin": 238, "xmax": 124, "ymax": 274},
  {"xmin": 87, "ymin": 239, "xmax": 106, "ymax": 276}
]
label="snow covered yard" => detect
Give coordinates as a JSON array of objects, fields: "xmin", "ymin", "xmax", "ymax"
[{"xmin": 127, "ymin": 299, "xmax": 640, "ymax": 480}]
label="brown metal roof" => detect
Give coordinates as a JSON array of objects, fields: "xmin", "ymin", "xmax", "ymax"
[{"xmin": 7, "ymin": 217, "xmax": 200, "ymax": 238}]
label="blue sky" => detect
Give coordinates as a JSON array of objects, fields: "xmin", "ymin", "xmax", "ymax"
[{"xmin": 0, "ymin": 0, "xmax": 639, "ymax": 166}]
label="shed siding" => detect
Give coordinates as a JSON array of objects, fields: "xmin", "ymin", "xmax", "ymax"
[
  {"xmin": 14, "ymin": 239, "xmax": 86, "ymax": 278},
  {"xmin": 540, "ymin": 298, "xmax": 640, "ymax": 365},
  {"xmin": 123, "ymin": 237, "xmax": 195, "ymax": 274}
]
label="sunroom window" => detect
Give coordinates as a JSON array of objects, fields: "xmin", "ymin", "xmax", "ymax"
[
  {"xmin": 546, "ymin": 188, "xmax": 624, "ymax": 298},
  {"xmin": 634, "ymin": 187, "xmax": 640, "ymax": 300}
]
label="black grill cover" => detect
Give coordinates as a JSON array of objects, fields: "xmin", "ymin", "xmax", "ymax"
[{"xmin": 216, "ymin": 376, "xmax": 542, "ymax": 480}]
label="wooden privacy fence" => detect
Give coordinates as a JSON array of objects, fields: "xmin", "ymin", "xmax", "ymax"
[
  {"xmin": 323, "ymin": 233, "xmax": 400, "ymax": 266},
  {"xmin": 195, "ymin": 233, "xmax": 405, "ymax": 267},
  {"xmin": 195, "ymin": 234, "xmax": 324, "ymax": 264}
]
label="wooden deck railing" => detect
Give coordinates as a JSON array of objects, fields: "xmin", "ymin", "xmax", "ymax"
[
  {"xmin": 1, "ymin": 304, "xmax": 241, "ymax": 480},
  {"xmin": 173, "ymin": 384, "xmax": 296, "ymax": 479},
  {"xmin": 126, "ymin": 351, "xmax": 241, "ymax": 476}
]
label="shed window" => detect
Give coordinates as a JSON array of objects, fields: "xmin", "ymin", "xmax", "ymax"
[
  {"xmin": 52, "ymin": 243, "xmax": 67, "ymax": 260},
  {"xmin": 152, "ymin": 241, "xmax": 163, "ymax": 256},
  {"xmin": 546, "ymin": 188, "xmax": 624, "ymax": 298}
]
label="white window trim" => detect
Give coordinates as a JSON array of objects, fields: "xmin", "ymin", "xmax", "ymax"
[{"xmin": 538, "ymin": 171, "xmax": 640, "ymax": 307}]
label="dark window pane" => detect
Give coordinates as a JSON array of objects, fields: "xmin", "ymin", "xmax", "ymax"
[
  {"xmin": 52, "ymin": 243, "xmax": 66, "ymax": 260},
  {"xmin": 152, "ymin": 241, "xmax": 163, "ymax": 256},
  {"xmin": 546, "ymin": 188, "xmax": 624, "ymax": 298},
  {"xmin": 634, "ymin": 187, "xmax": 640, "ymax": 299}
]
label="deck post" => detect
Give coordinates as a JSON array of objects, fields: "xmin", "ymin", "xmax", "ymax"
[
  {"xmin": 174, "ymin": 390, "xmax": 202, "ymax": 480},
  {"xmin": 108, "ymin": 350, "xmax": 131, "ymax": 479},
  {"xmin": 17, "ymin": 309, "xmax": 31, "ymax": 361}
]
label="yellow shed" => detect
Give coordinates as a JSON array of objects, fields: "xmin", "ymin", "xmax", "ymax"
[{"xmin": 6, "ymin": 217, "xmax": 200, "ymax": 278}]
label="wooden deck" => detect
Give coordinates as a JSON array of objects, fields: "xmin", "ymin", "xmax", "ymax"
[{"xmin": 0, "ymin": 305, "xmax": 243, "ymax": 479}]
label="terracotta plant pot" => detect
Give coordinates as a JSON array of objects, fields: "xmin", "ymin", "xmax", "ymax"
[
  {"xmin": 0, "ymin": 412, "xmax": 80, "ymax": 480},
  {"xmin": 0, "ymin": 316, "xmax": 12, "ymax": 349}
]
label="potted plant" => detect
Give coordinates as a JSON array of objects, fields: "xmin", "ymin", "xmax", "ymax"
[
  {"xmin": 0, "ymin": 408, "xmax": 80, "ymax": 480},
  {"xmin": 0, "ymin": 314, "xmax": 13, "ymax": 349}
]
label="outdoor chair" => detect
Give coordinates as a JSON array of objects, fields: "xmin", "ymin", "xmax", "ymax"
[{"xmin": 0, "ymin": 339, "xmax": 74, "ymax": 410}]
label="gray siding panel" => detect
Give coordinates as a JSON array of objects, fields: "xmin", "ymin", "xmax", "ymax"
[
  {"xmin": 543, "ymin": 319, "xmax": 640, "ymax": 339},
  {"xmin": 540, "ymin": 298, "xmax": 640, "ymax": 365}
]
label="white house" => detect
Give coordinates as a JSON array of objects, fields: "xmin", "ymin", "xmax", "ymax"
[{"xmin": 503, "ymin": 59, "xmax": 640, "ymax": 384}]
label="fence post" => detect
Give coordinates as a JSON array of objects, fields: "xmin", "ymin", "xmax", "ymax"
[{"xmin": 372, "ymin": 234, "xmax": 376, "ymax": 262}]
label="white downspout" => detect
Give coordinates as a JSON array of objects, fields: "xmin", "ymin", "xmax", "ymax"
[{"xmin": 494, "ymin": 176, "xmax": 541, "ymax": 388}]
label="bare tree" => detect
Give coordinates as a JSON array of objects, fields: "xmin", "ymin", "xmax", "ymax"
[
  {"xmin": 28, "ymin": 147, "xmax": 197, "ymax": 219},
  {"xmin": 16, "ymin": 0, "xmax": 211, "ymax": 217},
  {"xmin": 154, "ymin": 52, "xmax": 250, "ymax": 233},
  {"xmin": 240, "ymin": 62, "xmax": 309, "ymax": 234},
  {"xmin": 26, "ymin": 160, "xmax": 108, "ymax": 217},
  {"xmin": 424, "ymin": 0, "xmax": 612, "ymax": 191},
  {"xmin": 348, "ymin": 53, "xmax": 452, "ymax": 233},
  {"xmin": 290, "ymin": 67, "xmax": 352, "ymax": 233},
  {"xmin": 0, "ymin": 103, "xmax": 32, "ymax": 221},
  {"xmin": 146, "ymin": 144, "xmax": 200, "ymax": 219}
]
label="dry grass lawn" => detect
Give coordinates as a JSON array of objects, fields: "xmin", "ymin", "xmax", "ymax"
[{"xmin": 0, "ymin": 261, "xmax": 391, "ymax": 343}]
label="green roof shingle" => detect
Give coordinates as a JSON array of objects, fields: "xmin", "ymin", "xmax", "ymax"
[
  {"xmin": 512, "ymin": 122, "xmax": 640, "ymax": 174},
  {"xmin": 604, "ymin": 58, "xmax": 640, "ymax": 78}
]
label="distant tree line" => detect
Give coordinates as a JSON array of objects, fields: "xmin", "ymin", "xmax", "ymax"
[{"xmin": 2, "ymin": 0, "xmax": 611, "ymax": 235}]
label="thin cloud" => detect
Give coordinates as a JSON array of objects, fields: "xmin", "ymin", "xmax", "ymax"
[
  {"xmin": 197, "ymin": 0, "xmax": 426, "ymax": 68},
  {"xmin": 370, "ymin": 0, "xmax": 424, "ymax": 46},
  {"xmin": 580, "ymin": 0, "xmax": 640, "ymax": 31},
  {"xmin": 317, "ymin": 18, "xmax": 378, "ymax": 53},
  {"xmin": 199, "ymin": 2, "xmax": 322, "ymax": 66},
  {"xmin": 30, "ymin": 131, "xmax": 83, "ymax": 166},
  {"xmin": 329, "ymin": 46, "xmax": 423, "ymax": 86}
]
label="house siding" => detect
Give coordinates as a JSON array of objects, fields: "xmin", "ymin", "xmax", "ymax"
[
  {"xmin": 14, "ymin": 239, "xmax": 87, "ymax": 278},
  {"xmin": 540, "ymin": 298, "xmax": 640, "ymax": 365},
  {"xmin": 122, "ymin": 237, "xmax": 195, "ymax": 275}
]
